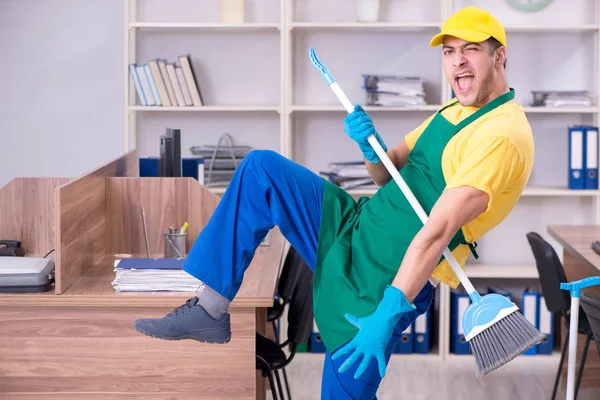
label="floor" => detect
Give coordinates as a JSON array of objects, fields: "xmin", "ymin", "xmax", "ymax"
[{"xmin": 267, "ymin": 353, "xmax": 600, "ymax": 400}]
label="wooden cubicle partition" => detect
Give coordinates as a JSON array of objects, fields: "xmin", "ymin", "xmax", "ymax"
[
  {"xmin": 55, "ymin": 151, "xmax": 138, "ymax": 294},
  {"xmin": 104, "ymin": 177, "xmax": 219, "ymax": 256},
  {"xmin": 0, "ymin": 177, "xmax": 70, "ymax": 257}
]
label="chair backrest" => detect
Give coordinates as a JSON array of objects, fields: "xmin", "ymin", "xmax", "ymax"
[
  {"xmin": 526, "ymin": 232, "xmax": 571, "ymax": 313},
  {"xmin": 277, "ymin": 246, "xmax": 304, "ymax": 302},
  {"xmin": 580, "ymin": 291, "xmax": 600, "ymax": 359},
  {"xmin": 286, "ymin": 261, "xmax": 314, "ymax": 346}
]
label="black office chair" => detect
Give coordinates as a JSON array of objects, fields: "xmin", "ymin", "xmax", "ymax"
[
  {"xmin": 265, "ymin": 246, "xmax": 305, "ymax": 399},
  {"xmin": 256, "ymin": 263, "xmax": 313, "ymax": 400},
  {"xmin": 526, "ymin": 232, "xmax": 594, "ymax": 400},
  {"xmin": 269, "ymin": 246, "xmax": 304, "ymax": 339},
  {"xmin": 580, "ymin": 291, "xmax": 600, "ymax": 360}
]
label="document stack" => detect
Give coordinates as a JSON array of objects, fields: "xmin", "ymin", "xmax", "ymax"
[
  {"xmin": 530, "ymin": 90, "xmax": 593, "ymax": 108},
  {"xmin": 111, "ymin": 258, "xmax": 205, "ymax": 292},
  {"xmin": 319, "ymin": 161, "xmax": 377, "ymax": 190},
  {"xmin": 190, "ymin": 133, "xmax": 253, "ymax": 187},
  {"xmin": 568, "ymin": 125, "xmax": 599, "ymax": 190},
  {"xmin": 362, "ymin": 74, "xmax": 427, "ymax": 107}
]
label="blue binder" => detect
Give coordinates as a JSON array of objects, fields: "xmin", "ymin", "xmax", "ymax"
[
  {"xmin": 450, "ymin": 290, "xmax": 471, "ymax": 355},
  {"xmin": 537, "ymin": 294, "xmax": 555, "ymax": 354},
  {"xmin": 584, "ymin": 126, "xmax": 599, "ymax": 189},
  {"xmin": 393, "ymin": 323, "xmax": 413, "ymax": 354},
  {"xmin": 310, "ymin": 318, "xmax": 326, "ymax": 353},
  {"xmin": 522, "ymin": 289, "xmax": 539, "ymax": 355},
  {"xmin": 140, "ymin": 157, "xmax": 204, "ymax": 183},
  {"xmin": 569, "ymin": 126, "xmax": 586, "ymax": 189},
  {"xmin": 413, "ymin": 308, "xmax": 433, "ymax": 354}
]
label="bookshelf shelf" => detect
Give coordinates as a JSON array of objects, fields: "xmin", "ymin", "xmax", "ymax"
[
  {"xmin": 346, "ymin": 187, "xmax": 600, "ymax": 198},
  {"xmin": 503, "ymin": 24, "xmax": 599, "ymax": 32},
  {"xmin": 129, "ymin": 105, "xmax": 281, "ymax": 112},
  {"xmin": 125, "ymin": 0, "xmax": 600, "ymax": 362},
  {"xmin": 291, "ymin": 106, "xmax": 600, "ymax": 114},
  {"xmin": 523, "ymin": 106, "xmax": 600, "ymax": 114},
  {"xmin": 290, "ymin": 105, "xmax": 443, "ymax": 112},
  {"xmin": 290, "ymin": 21, "xmax": 441, "ymax": 30},
  {"xmin": 464, "ymin": 264, "xmax": 539, "ymax": 279},
  {"xmin": 129, "ymin": 22, "xmax": 281, "ymax": 30}
]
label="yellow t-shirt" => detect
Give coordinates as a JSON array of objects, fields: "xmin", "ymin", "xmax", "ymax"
[{"xmin": 404, "ymin": 98, "xmax": 535, "ymax": 288}]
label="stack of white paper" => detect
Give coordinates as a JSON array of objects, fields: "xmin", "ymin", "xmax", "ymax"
[
  {"xmin": 362, "ymin": 75, "xmax": 427, "ymax": 107},
  {"xmin": 111, "ymin": 258, "xmax": 205, "ymax": 292},
  {"xmin": 320, "ymin": 161, "xmax": 378, "ymax": 190}
]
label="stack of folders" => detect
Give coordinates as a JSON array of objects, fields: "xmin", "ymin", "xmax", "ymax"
[
  {"xmin": 111, "ymin": 258, "xmax": 205, "ymax": 292},
  {"xmin": 568, "ymin": 125, "xmax": 599, "ymax": 190},
  {"xmin": 319, "ymin": 161, "xmax": 377, "ymax": 191},
  {"xmin": 190, "ymin": 133, "xmax": 253, "ymax": 187},
  {"xmin": 530, "ymin": 90, "xmax": 593, "ymax": 108},
  {"xmin": 309, "ymin": 307, "xmax": 434, "ymax": 354},
  {"xmin": 450, "ymin": 287, "xmax": 554, "ymax": 355},
  {"xmin": 362, "ymin": 75, "xmax": 427, "ymax": 107},
  {"xmin": 129, "ymin": 55, "xmax": 204, "ymax": 107}
]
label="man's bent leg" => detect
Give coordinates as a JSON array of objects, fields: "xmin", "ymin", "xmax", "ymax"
[
  {"xmin": 134, "ymin": 150, "xmax": 324, "ymax": 343},
  {"xmin": 320, "ymin": 282, "xmax": 434, "ymax": 399},
  {"xmin": 184, "ymin": 149, "xmax": 324, "ymax": 300}
]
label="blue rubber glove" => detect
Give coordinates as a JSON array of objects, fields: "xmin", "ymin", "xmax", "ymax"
[
  {"xmin": 343, "ymin": 104, "xmax": 388, "ymax": 163},
  {"xmin": 332, "ymin": 286, "xmax": 415, "ymax": 380}
]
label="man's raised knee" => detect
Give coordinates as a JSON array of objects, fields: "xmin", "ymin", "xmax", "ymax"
[{"xmin": 242, "ymin": 149, "xmax": 282, "ymax": 169}]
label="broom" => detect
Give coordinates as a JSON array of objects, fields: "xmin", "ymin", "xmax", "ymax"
[{"xmin": 309, "ymin": 47, "xmax": 545, "ymax": 377}]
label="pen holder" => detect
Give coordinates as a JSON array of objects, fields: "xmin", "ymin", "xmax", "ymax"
[{"xmin": 163, "ymin": 232, "xmax": 187, "ymax": 258}]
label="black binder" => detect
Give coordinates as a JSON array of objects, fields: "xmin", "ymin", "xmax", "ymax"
[{"xmin": 166, "ymin": 128, "xmax": 182, "ymax": 177}]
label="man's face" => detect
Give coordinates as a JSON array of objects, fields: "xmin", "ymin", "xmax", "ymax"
[{"xmin": 442, "ymin": 36, "xmax": 497, "ymax": 107}]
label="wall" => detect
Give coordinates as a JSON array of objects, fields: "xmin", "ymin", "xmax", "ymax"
[{"xmin": 0, "ymin": 0, "xmax": 124, "ymax": 187}]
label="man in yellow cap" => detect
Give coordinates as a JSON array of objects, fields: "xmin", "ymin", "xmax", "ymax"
[
  {"xmin": 319, "ymin": 5, "xmax": 533, "ymax": 398},
  {"xmin": 134, "ymin": 6, "xmax": 534, "ymax": 399}
]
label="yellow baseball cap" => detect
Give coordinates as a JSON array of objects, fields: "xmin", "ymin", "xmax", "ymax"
[{"xmin": 429, "ymin": 7, "xmax": 506, "ymax": 48}]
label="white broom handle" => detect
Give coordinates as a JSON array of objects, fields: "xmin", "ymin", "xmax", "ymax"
[
  {"xmin": 331, "ymin": 82, "xmax": 477, "ymax": 295},
  {"xmin": 566, "ymin": 296, "xmax": 580, "ymax": 400}
]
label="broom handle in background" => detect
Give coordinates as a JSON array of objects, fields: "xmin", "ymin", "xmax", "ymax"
[
  {"xmin": 565, "ymin": 296, "xmax": 579, "ymax": 400},
  {"xmin": 330, "ymin": 81, "xmax": 479, "ymax": 298}
]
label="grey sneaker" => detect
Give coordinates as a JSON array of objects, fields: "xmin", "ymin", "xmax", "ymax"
[{"xmin": 133, "ymin": 297, "xmax": 231, "ymax": 344}]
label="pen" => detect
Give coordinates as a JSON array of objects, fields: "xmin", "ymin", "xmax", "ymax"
[{"xmin": 180, "ymin": 222, "xmax": 188, "ymax": 234}]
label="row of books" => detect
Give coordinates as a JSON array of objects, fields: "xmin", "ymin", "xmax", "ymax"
[
  {"xmin": 129, "ymin": 54, "xmax": 204, "ymax": 107},
  {"xmin": 362, "ymin": 74, "xmax": 427, "ymax": 107}
]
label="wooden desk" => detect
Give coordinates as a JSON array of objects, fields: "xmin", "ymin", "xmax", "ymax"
[
  {"xmin": 547, "ymin": 225, "xmax": 600, "ymax": 390},
  {"xmin": 0, "ymin": 152, "xmax": 286, "ymax": 399}
]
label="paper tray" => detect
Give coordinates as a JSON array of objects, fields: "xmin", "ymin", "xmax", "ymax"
[{"xmin": 0, "ymin": 257, "xmax": 55, "ymax": 293}]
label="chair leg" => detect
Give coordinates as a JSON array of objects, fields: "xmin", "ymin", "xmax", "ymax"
[
  {"xmin": 574, "ymin": 332, "xmax": 592, "ymax": 400},
  {"xmin": 282, "ymin": 366, "xmax": 292, "ymax": 400},
  {"xmin": 552, "ymin": 329, "xmax": 569, "ymax": 400},
  {"xmin": 274, "ymin": 369, "xmax": 286, "ymax": 400},
  {"xmin": 266, "ymin": 370, "xmax": 279, "ymax": 400},
  {"xmin": 273, "ymin": 319, "xmax": 279, "ymax": 344}
]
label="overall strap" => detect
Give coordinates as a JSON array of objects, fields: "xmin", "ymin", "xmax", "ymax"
[{"xmin": 455, "ymin": 88, "xmax": 515, "ymax": 130}]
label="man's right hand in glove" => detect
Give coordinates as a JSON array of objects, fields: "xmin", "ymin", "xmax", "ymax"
[{"xmin": 343, "ymin": 105, "xmax": 388, "ymax": 164}]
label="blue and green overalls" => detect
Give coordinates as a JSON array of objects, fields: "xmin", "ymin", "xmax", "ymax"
[{"xmin": 183, "ymin": 89, "xmax": 515, "ymax": 399}]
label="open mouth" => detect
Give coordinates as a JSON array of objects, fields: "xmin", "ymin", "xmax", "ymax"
[{"xmin": 455, "ymin": 72, "xmax": 475, "ymax": 93}]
